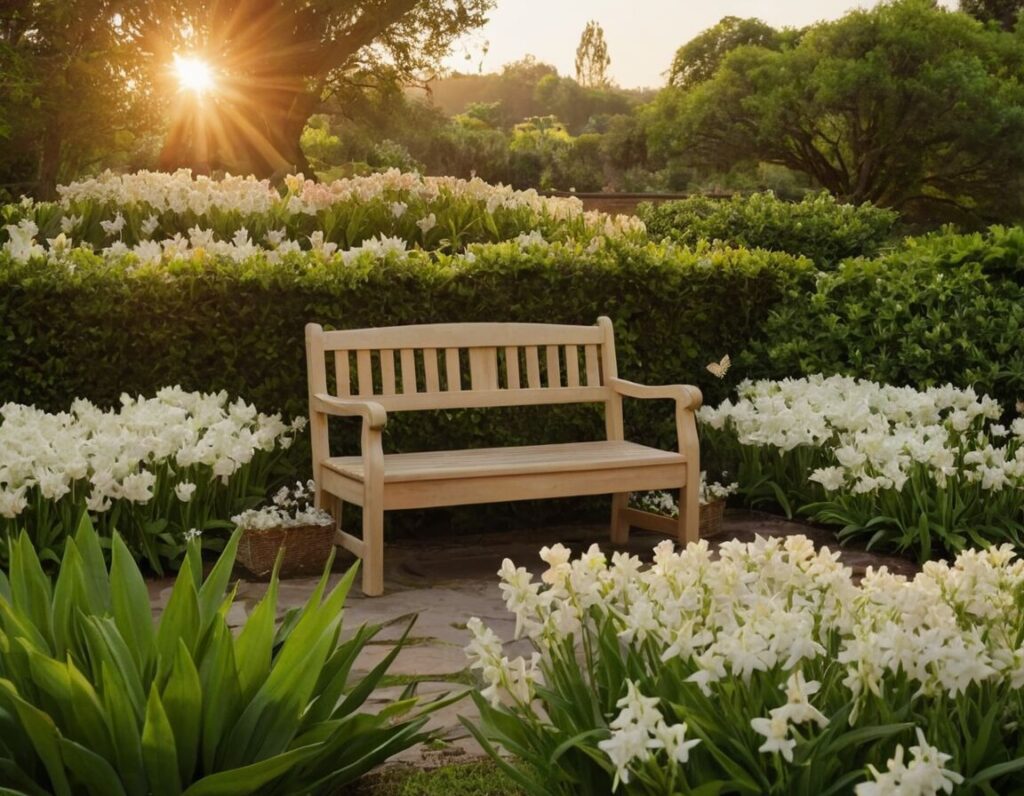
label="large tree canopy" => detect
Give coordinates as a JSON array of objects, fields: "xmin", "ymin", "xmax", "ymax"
[
  {"xmin": 150, "ymin": 0, "xmax": 493, "ymax": 176},
  {"xmin": 667, "ymin": 16, "xmax": 782, "ymax": 90},
  {"xmin": 652, "ymin": 0, "xmax": 1024, "ymax": 222}
]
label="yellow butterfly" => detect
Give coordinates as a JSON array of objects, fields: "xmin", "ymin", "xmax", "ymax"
[{"xmin": 706, "ymin": 354, "xmax": 731, "ymax": 379}]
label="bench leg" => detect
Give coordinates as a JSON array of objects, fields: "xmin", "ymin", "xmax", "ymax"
[
  {"xmin": 677, "ymin": 473, "xmax": 699, "ymax": 546},
  {"xmin": 361, "ymin": 504, "xmax": 385, "ymax": 597},
  {"xmin": 610, "ymin": 492, "xmax": 630, "ymax": 544}
]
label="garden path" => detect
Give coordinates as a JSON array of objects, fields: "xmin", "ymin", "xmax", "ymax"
[{"xmin": 147, "ymin": 511, "xmax": 917, "ymax": 768}]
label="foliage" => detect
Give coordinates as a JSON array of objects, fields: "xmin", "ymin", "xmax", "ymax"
[
  {"xmin": 0, "ymin": 517, "xmax": 448, "ymax": 794},
  {"xmin": 0, "ymin": 389, "xmax": 301, "ymax": 572},
  {"xmin": 0, "ymin": 0, "xmax": 156, "ymax": 198},
  {"xmin": 464, "ymin": 536, "xmax": 1024, "ymax": 794},
  {"xmin": 364, "ymin": 761, "xmax": 524, "ymax": 796},
  {"xmin": 668, "ymin": 16, "xmax": 784, "ymax": 89},
  {"xmin": 575, "ymin": 21, "xmax": 612, "ymax": 89},
  {"xmin": 653, "ymin": 0, "xmax": 1024, "ymax": 223},
  {"xmin": 755, "ymin": 225, "xmax": 1024, "ymax": 409},
  {"xmin": 959, "ymin": 0, "xmax": 1024, "ymax": 29},
  {"xmin": 700, "ymin": 375, "xmax": 1024, "ymax": 561},
  {"xmin": 638, "ymin": 192, "xmax": 899, "ymax": 267}
]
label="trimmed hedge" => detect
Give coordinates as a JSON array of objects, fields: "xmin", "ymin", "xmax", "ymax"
[
  {"xmin": 637, "ymin": 191, "xmax": 899, "ymax": 267},
  {"xmin": 753, "ymin": 226, "xmax": 1024, "ymax": 408},
  {"xmin": 0, "ymin": 242, "xmax": 810, "ymax": 522}
]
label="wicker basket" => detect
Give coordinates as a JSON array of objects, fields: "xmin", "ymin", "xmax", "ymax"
[
  {"xmin": 236, "ymin": 523, "xmax": 336, "ymax": 578},
  {"xmin": 699, "ymin": 499, "xmax": 726, "ymax": 538}
]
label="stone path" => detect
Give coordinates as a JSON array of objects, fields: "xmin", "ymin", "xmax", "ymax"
[{"xmin": 147, "ymin": 510, "xmax": 918, "ymax": 767}]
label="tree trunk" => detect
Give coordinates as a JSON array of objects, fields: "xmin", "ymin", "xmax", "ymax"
[{"xmin": 37, "ymin": 123, "xmax": 62, "ymax": 200}]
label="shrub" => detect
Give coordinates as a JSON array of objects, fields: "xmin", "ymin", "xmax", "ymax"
[
  {"xmin": 464, "ymin": 536, "xmax": 1024, "ymax": 795},
  {"xmin": 0, "ymin": 239, "xmax": 812, "ymax": 463},
  {"xmin": 637, "ymin": 192, "xmax": 899, "ymax": 267},
  {"xmin": 0, "ymin": 518, "xmax": 446, "ymax": 794},
  {"xmin": 699, "ymin": 375, "xmax": 1024, "ymax": 561},
  {"xmin": 755, "ymin": 227, "xmax": 1024, "ymax": 409},
  {"xmin": 0, "ymin": 389, "xmax": 302, "ymax": 571}
]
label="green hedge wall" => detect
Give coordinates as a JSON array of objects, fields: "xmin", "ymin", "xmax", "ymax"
[
  {"xmin": 752, "ymin": 226, "xmax": 1024, "ymax": 408},
  {"xmin": 0, "ymin": 240, "xmax": 810, "ymax": 532},
  {"xmin": 637, "ymin": 192, "xmax": 900, "ymax": 268}
]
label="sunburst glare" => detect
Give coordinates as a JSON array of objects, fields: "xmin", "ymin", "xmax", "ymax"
[{"xmin": 173, "ymin": 54, "xmax": 215, "ymax": 95}]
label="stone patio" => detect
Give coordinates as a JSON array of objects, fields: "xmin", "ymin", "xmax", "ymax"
[{"xmin": 147, "ymin": 510, "xmax": 919, "ymax": 767}]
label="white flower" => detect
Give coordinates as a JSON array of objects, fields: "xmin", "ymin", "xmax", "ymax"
[
  {"xmin": 750, "ymin": 713, "xmax": 797, "ymax": 762},
  {"xmin": 390, "ymin": 201, "xmax": 407, "ymax": 218},
  {"xmin": 0, "ymin": 488, "xmax": 28, "ymax": 518},
  {"xmin": 175, "ymin": 481, "xmax": 197, "ymax": 502},
  {"xmin": 415, "ymin": 213, "xmax": 437, "ymax": 233},
  {"xmin": 856, "ymin": 729, "xmax": 963, "ymax": 795},
  {"xmin": 100, "ymin": 212, "xmax": 126, "ymax": 236},
  {"xmin": 141, "ymin": 215, "xmax": 160, "ymax": 236}
]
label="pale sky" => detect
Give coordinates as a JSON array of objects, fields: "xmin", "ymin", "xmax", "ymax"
[{"xmin": 444, "ymin": 0, "xmax": 959, "ymax": 88}]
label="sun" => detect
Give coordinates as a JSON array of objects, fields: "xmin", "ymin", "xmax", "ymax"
[{"xmin": 173, "ymin": 54, "xmax": 215, "ymax": 95}]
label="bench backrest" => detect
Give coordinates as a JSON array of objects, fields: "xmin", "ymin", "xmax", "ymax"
[{"xmin": 305, "ymin": 318, "xmax": 619, "ymax": 412}]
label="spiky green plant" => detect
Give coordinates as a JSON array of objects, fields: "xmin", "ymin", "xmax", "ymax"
[{"xmin": 0, "ymin": 517, "xmax": 450, "ymax": 795}]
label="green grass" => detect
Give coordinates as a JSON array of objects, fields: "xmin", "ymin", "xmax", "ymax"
[{"xmin": 345, "ymin": 761, "xmax": 524, "ymax": 796}]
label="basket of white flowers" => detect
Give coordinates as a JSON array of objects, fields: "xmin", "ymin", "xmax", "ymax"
[
  {"xmin": 232, "ymin": 480, "xmax": 335, "ymax": 578},
  {"xmin": 630, "ymin": 472, "xmax": 738, "ymax": 538}
]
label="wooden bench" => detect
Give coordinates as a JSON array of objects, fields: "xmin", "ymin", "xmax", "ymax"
[{"xmin": 305, "ymin": 317, "xmax": 702, "ymax": 596}]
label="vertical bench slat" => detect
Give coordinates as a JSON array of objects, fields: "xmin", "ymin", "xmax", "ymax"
[
  {"xmin": 399, "ymin": 349, "xmax": 417, "ymax": 393},
  {"xmin": 356, "ymin": 350, "xmax": 373, "ymax": 396},
  {"xmin": 445, "ymin": 348, "xmax": 463, "ymax": 391},
  {"xmin": 525, "ymin": 347, "xmax": 541, "ymax": 388},
  {"xmin": 380, "ymin": 350, "xmax": 396, "ymax": 395},
  {"xmin": 584, "ymin": 345, "xmax": 601, "ymax": 386},
  {"xmin": 335, "ymin": 350, "xmax": 351, "ymax": 396},
  {"xmin": 470, "ymin": 347, "xmax": 499, "ymax": 390},
  {"xmin": 545, "ymin": 345, "xmax": 561, "ymax": 388},
  {"xmin": 565, "ymin": 345, "xmax": 580, "ymax": 387},
  {"xmin": 423, "ymin": 348, "xmax": 440, "ymax": 392},
  {"xmin": 504, "ymin": 346, "xmax": 521, "ymax": 389}
]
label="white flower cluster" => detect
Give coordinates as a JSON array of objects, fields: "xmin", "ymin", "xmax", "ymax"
[
  {"xmin": 699, "ymin": 375, "xmax": 1016, "ymax": 494},
  {"xmin": 630, "ymin": 472, "xmax": 739, "ymax": 517},
  {"xmin": 54, "ymin": 169, "xmax": 642, "ymax": 233},
  {"xmin": 0, "ymin": 386, "xmax": 304, "ymax": 518},
  {"xmin": 467, "ymin": 534, "xmax": 1024, "ymax": 789},
  {"xmin": 597, "ymin": 681, "xmax": 700, "ymax": 789},
  {"xmin": 231, "ymin": 479, "xmax": 333, "ymax": 532},
  {"xmin": 856, "ymin": 729, "xmax": 964, "ymax": 796}
]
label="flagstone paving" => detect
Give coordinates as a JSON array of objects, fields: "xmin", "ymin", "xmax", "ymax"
[{"xmin": 146, "ymin": 510, "xmax": 919, "ymax": 767}]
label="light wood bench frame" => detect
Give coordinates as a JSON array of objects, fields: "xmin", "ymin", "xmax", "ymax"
[{"xmin": 305, "ymin": 316, "xmax": 702, "ymax": 596}]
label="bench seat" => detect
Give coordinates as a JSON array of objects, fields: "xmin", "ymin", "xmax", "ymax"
[{"xmin": 323, "ymin": 440, "xmax": 686, "ymax": 483}]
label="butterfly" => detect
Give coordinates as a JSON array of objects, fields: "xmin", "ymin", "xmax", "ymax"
[{"xmin": 706, "ymin": 354, "xmax": 731, "ymax": 380}]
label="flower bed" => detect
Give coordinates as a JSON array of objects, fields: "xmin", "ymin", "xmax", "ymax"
[
  {"xmin": 699, "ymin": 375, "xmax": 1024, "ymax": 560},
  {"xmin": 1, "ymin": 169, "xmax": 645, "ymax": 263},
  {"xmin": 465, "ymin": 535, "xmax": 1024, "ymax": 794},
  {"xmin": 0, "ymin": 386, "xmax": 302, "ymax": 570}
]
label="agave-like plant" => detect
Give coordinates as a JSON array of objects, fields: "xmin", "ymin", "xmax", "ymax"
[{"xmin": 0, "ymin": 517, "xmax": 450, "ymax": 795}]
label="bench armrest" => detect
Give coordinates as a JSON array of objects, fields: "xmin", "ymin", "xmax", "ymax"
[
  {"xmin": 312, "ymin": 393, "xmax": 388, "ymax": 430},
  {"xmin": 608, "ymin": 378, "xmax": 702, "ymax": 410}
]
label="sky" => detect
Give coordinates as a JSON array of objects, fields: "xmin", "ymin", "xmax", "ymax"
[{"xmin": 443, "ymin": 0, "xmax": 959, "ymax": 89}]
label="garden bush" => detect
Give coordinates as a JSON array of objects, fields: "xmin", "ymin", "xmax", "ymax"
[
  {"xmin": 0, "ymin": 239, "xmax": 812, "ymax": 465},
  {"xmin": 0, "ymin": 518, "xmax": 447, "ymax": 795},
  {"xmin": 755, "ymin": 226, "xmax": 1024, "ymax": 410},
  {"xmin": 637, "ymin": 192, "xmax": 899, "ymax": 267},
  {"xmin": 0, "ymin": 388, "xmax": 302, "ymax": 571},
  {"xmin": 700, "ymin": 375, "xmax": 1023, "ymax": 561},
  {"xmin": 464, "ymin": 536, "xmax": 1024, "ymax": 795}
]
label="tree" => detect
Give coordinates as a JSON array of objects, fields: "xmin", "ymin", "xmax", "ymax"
[
  {"xmin": 149, "ymin": 0, "xmax": 493, "ymax": 177},
  {"xmin": 0, "ymin": 0, "xmax": 155, "ymax": 197},
  {"xmin": 668, "ymin": 16, "xmax": 782, "ymax": 89},
  {"xmin": 575, "ymin": 20, "xmax": 611, "ymax": 88},
  {"xmin": 960, "ymin": 0, "xmax": 1024, "ymax": 30},
  {"xmin": 653, "ymin": 0, "xmax": 1024, "ymax": 222}
]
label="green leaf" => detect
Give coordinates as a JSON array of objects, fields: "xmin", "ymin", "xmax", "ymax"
[
  {"xmin": 179, "ymin": 745, "xmax": 322, "ymax": 796},
  {"xmin": 58, "ymin": 738, "xmax": 127, "ymax": 796},
  {"xmin": 161, "ymin": 641, "xmax": 202, "ymax": 785},
  {"xmin": 110, "ymin": 534, "xmax": 156, "ymax": 677},
  {"xmin": 141, "ymin": 686, "xmax": 182, "ymax": 796}
]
